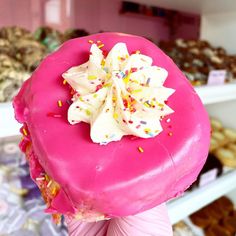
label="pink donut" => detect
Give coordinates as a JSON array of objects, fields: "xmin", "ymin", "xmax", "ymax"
[{"xmin": 13, "ymin": 33, "xmax": 210, "ymax": 221}]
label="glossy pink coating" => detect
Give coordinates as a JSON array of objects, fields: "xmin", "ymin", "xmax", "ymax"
[{"xmin": 13, "ymin": 33, "xmax": 210, "ymax": 218}]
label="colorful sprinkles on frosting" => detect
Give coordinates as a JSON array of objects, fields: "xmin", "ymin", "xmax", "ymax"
[
  {"xmin": 138, "ymin": 146, "xmax": 144, "ymax": 153},
  {"xmin": 62, "ymin": 40, "xmax": 175, "ymax": 144},
  {"xmin": 57, "ymin": 100, "xmax": 63, "ymax": 107},
  {"xmin": 22, "ymin": 128, "xmax": 28, "ymax": 136}
]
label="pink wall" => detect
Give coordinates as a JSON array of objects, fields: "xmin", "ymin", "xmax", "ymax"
[
  {"xmin": 74, "ymin": 0, "xmax": 170, "ymax": 43},
  {"xmin": 0, "ymin": 0, "xmax": 33, "ymax": 30},
  {"xmin": 0, "ymin": 0, "xmax": 71, "ymax": 32},
  {"xmin": 0, "ymin": 0, "xmax": 200, "ymax": 42}
]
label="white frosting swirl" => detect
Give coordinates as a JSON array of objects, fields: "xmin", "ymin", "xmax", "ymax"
[{"xmin": 62, "ymin": 43, "xmax": 175, "ymax": 144}]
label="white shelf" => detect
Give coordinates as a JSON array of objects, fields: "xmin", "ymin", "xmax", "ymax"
[
  {"xmin": 167, "ymin": 169, "xmax": 236, "ymax": 224},
  {"xmin": 0, "ymin": 102, "xmax": 21, "ymax": 138},
  {"xmin": 130, "ymin": 0, "xmax": 236, "ymax": 14},
  {"xmin": 194, "ymin": 83, "xmax": 236, "ymax": 105}
]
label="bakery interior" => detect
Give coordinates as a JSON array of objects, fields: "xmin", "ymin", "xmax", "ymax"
[{"xmin": 1, "ymin": 0, "xmax": 236, "ymax": 235}]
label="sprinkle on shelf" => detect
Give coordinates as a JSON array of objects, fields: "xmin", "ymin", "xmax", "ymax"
[
  {"xmin": 22, "ymin": 128, "xmax": 28, "ymax": 136},
  {"xmin": 52, "ymin": 214, "xmax": 61, "ymax": 225},
  {"xmin": 88, "ymin": 40, "xmax": 94, "ymax": 44},
  {"xmin": 138, "ymin": 146, "xmax": 144, "ymax": 153},
  {"xmin": 57, "ymin": 100, "xmax": 63, "ymax": 107}
]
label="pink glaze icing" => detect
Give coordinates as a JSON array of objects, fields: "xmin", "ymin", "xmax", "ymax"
[{"xmin": 13, "ymin": 33, "xmax": 210, "ymax": 218}]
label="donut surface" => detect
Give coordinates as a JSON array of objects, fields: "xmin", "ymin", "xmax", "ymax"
[{"xmin": 14, "ymin": 33, "xmax": 210, "ymax": 219}]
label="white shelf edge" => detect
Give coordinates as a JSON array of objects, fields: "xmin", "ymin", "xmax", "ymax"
[
  {"xmin": 0, "ymin": 102, "xmax": 21, "ymax": 138},
  {"xmin": 194, "ymin": 83, "xmax": 236, "ymax": 105},
  {"xmin": 167, "ymin": 169, "xmax": 236, "ymax": 224}
]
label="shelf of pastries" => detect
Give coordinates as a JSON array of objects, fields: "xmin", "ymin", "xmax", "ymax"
[
  {"xmin": 159, "ymin": 39, "xmax": 236, "ymax": 86},
  {"xmin": 0, "ymin": 136, "xmax": 68, "ymax": 235},
  {"xmin": 0, "ymin": 26, "xmax": 92, "ymax": 138},
  {"xmin": 210, "ymin": 118, "xmax": 236, "ymax": 168},
  {"xmin": 167, "ymin": 118, "xmax": 236, "ymax": 224},
  {"xmin": 0, "ymin": 26, "xmax": 89, "ymax": 105},
  {"xmin": 167, "ymin": 168, "xmax": 236, "ymax": 225},
  {"xmin": 172, "ymin": 195, "xmax": 236, "ymax": 236}
]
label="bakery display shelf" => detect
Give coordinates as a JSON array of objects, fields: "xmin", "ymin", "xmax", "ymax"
[
  {"xmin": 133, "ymin": 0, "xmax": 236, "ymax": 14},
  {"xmin": 167, "ymin": 168, "xmax": 236, "ymax": 224},
  {"xmin": 194, "ymin": 83, "xmax": 236, "ymax": 105},
  {"xmin": 0, "ymin": 102, "xmax": 21, "ymax": 138}
]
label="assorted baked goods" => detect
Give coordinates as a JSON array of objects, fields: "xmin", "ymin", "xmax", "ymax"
[
  {"xmin": 189, "ymin": 153, "xmax": 223, "ymax": 189},
  {"xmin": 0, "ymin": 26, "xmax": 90, "ymax": 102},
  {"xmin": 173, "ymin": 221, "xmax": 196, "ymax": 236},
  {"xmin": 210, "ymin": 118, "xmax": 236, "ymax": 167},
  {"xmin": 0, "ymin": 136, "xmax": 68, "ymax": 235},
  {"xmin": 159, "ymin": 39, "xmax": 236, "ymax": 86},
  {"xmin": 0, "ymin": 53, "xmax": 29, "ymax": 102},
  {"xmin": 190, "ymin": 196, "xmax": 236, "ymax": 236},
  {"xmin": 34, "ymin": 26, "xmax": 64, "ymax": 53}
]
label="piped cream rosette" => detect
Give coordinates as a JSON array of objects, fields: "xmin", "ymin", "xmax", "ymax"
[{"xmin": 63, "ymin": 43, "xmax": 175, "ymax": 144}]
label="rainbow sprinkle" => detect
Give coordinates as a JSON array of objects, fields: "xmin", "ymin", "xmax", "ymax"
[
  {"xmin": 47, "ymin": 180, "xmax": 52, "ymax": 188},
  {"xmin": 138, "ymin": 146, "xmax": 144, "ymax": 153},
  {"xmin": 57, "ymin": 100, "xmax": 63, "ymax": 107},
  {"xmin": 98, "ymin": 44, "xmax": 104, "ymax": 49},
  {"xmin": 63, "ymin": 79, "xmax": 67, "ymax": 85},
  {"xmin": 85, "ymin": 109, "xmax": 91, "ymax": 116},
  {"xmin": 36, "ymin": 177, "xmax": 45, "ymax": 181},
  {"xmin": 88, "ymin": 75, "xmax": 97, "ymax": 80},
  {"xmin": 47, "ymin": 112, "xmax": 62, "ymax": 118},
  {"xmin": 22, "ymin": 128, "xmax": 28, "ymax": 136}
]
